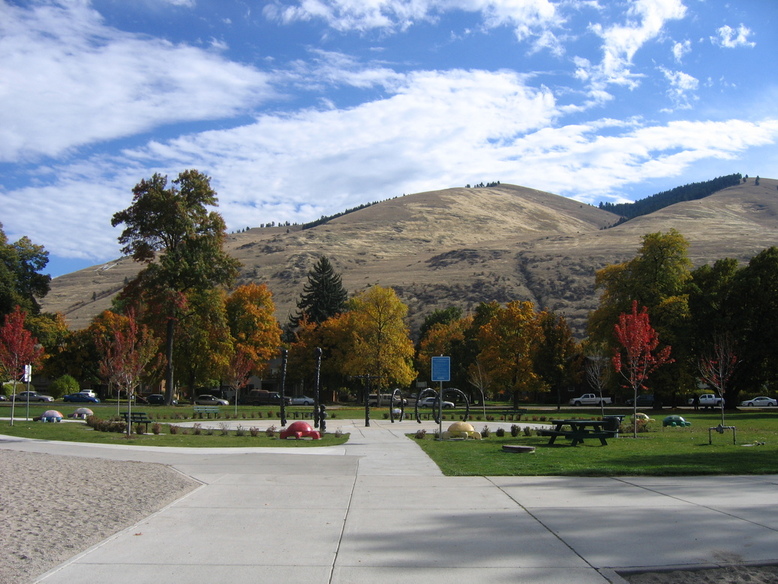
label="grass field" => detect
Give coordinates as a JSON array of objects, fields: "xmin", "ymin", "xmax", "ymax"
[
  {"xmin": 2, "ymin": 404, "xmax": 777, "ymax": 476},
  {"xmin": 415, "ymin": 410, "xmax": 778, "ymax": 476}
]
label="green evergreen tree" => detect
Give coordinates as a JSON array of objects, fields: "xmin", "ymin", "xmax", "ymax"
[{"xmin": 289, "ymin": 256, "xmax": 348, "ymax": 328}]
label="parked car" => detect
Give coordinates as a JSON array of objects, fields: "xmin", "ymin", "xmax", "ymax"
[
  {"xmin": 626, "ymin": 394, "xmax": 655, "ymax": 407},
  {"xmin": 63, "ymin": 392, "xmax": 100, "ymax": 403},
  {"xmin": 418, "ymin": 396, "xmax": 455, "ymax": 409},
  {"xmin": 240, "ymin": 390, "xmax": 290, "ymax": 406},
  {"xmin": 195, "ymin": 394, "xmax": 229, "ymax": 406},
  {"xmin": 146, "ymin": 394, "xmax": 178, "ymax": 405},
  {"xmin": 290, "ymin": 395, "xmax": 314, "ymax": 405},
  {"xmin": 740, "ymin": 396, "xmax": 777, "ymax": 407},
  {"xmin": 689, "ymin": 393, "xmax": 723, "ymax": 408},
  {"xmin": 569, "ymin": 393, "xmax": 612, "ymax": 406},
  {"xmin": 12, "ymin": 391, "xmax": 54, "ymax": 402}
]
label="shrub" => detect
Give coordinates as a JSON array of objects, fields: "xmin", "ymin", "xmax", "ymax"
[
  {"xmin": 495, "ymin": 427, "xmax": 505, "ymax": 437},
  {"xmin": 48, "ymin": 374, "xmax": 80, "ymax": 399},
  {"xmin": 135, "ymin": 423, "xmax": 144, "ymax": 435},
  {"xmin": 523, "ymin": 426, "xmax": 532, "ymax": 436},
  {"xmin": 151, "ymin": 423, "xmax": 161, "ymax": 435},
  {"xmin": 235, "ymin": 425, "xmax": 246, "ymax": 437},
  {"xmin": 265, "ymin": 425, "xmax": 277, "ymax": 437},
  {"xmin": 415, "ymin": 429, "xmax": 427, "ymax": 439},
  {"xmin": 169, "ymin": 425, "xmax": 180, "ymax": 435},
  {"xmin": 334, "ymin": 428, "xmax": 343, "ymax": 438},
  {"xmin": 249, "ymin": 426, "xmax": 260, "ymax": 437},
  {"xmin": 192, "ymin": 423, "xmax": 202, "ymax": 435},
  {"xmin": 219, "ymin": 423, "xmax": 229, "ymax": 436},
  {"xmin": 510, "ymin": 424, "xmax": 520, "ymax": 437},
  {"xmin": 481, "ymin": 425, "xmax": 490, "ymax": 438}
]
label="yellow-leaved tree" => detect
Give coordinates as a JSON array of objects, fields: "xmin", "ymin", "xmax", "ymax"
[
  {"xmin": 342, "ymin": 285, "xmax": 416, "ymax": 390},
  {"xmin": 477, "ymin": 300, "xmax": 543, "ymax": 409},
  {"xmin": 225, "ymin": 283, "xmax": 282, "ymax": 375}
]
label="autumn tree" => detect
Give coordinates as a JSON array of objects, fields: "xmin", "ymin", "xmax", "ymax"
[
  {"xmin": 477, "ymin": 301, "xmax": 543, "ymax": 409},
  {"xmin": 226, "ymin": 283, "xmax": 281, "ymax": 372},
  {"xmin": 583, "ymin": 340, "xmax": 612, "ymax": 418},
  {"xmin": 341, "ymin": 285, "xmax": 416, "ymax": 390},
  {"xmin": 111, "ymin": 170, "xmax": 240, "ymax": 404},
  {"xmin": 96, "ymin": 309, "xmax": 159, "ymax": 422},
  {"xmin": 612, "ymin": 301, "xmax": 673, "ymax": 437},
  {"xmin": 289, "ymin": 256, "xmax": 348, "ymax": 329},
  {"xmin": 0, "ymin": 306, "xmax": 45, "ymax": 425}
]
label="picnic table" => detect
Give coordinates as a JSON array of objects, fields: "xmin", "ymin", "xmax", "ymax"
[{"xmin": 537, "ymin": 419, "xmax": 617, "ymax": 446}]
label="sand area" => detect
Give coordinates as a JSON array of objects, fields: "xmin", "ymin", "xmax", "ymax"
[{"xmin": 0, "ymin": 449, "xmax": 199, "ymax": 583}]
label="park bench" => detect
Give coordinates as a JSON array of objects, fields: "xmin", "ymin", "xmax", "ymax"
[
  {"xmin": 121, "ymin": 411, "xmax": 154, "ymax": 433},
  {"xmin": 193, "ymin": 405, "xmax": 220, "ymax": 418}
]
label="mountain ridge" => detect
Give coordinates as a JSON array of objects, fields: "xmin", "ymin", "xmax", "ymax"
[{"xmin": 41, "ymin": 178, "xmax": 778, "ymax": 337}]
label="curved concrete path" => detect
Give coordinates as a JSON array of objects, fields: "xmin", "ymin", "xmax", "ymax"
[{"xmin": 2, "ymin": 418, "xmax": 778, "ymax": 583}]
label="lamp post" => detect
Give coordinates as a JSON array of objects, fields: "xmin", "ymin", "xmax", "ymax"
[
  {"xmin": 313, "ymin": 347, "xmax": 322, "ymax": 428},
  {"xmin": 279, "ymin": 348, "xmax": 288, "ymax": 427}
]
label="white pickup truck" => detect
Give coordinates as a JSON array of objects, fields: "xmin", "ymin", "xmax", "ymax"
[
  {"xmin": 689, "ymin": 393, "xmax": 723, "ymax": 408},
  {"xmin": 569, "ymin": 393, "xmax": 612, "ymax": 406}
]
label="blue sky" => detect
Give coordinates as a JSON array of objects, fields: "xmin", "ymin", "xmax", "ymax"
[{"xmin": 1, "ymin": 0, "xmax": 776, "ymax": 277}]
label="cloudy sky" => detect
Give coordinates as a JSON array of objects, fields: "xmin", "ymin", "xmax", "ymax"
[{"xmin": 1, "ymin": 0, "xmax": 776, "ymax": 277}]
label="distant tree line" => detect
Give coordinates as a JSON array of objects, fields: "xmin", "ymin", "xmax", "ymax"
[
  {"xmin": 598, "ymin": 173, "xmax": 742, "ymax": 223},
  {"xmin": 466, "ymin": 181, "xmax": 501, "ymax": 188},
  {"xmin": 302, "ymin": 201, "xmax": 378, "ymax": 230}
]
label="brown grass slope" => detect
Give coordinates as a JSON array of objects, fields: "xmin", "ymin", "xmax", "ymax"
[{"xmin": 41, "ymin": 179, "xmax": 778, "ymax": 337}]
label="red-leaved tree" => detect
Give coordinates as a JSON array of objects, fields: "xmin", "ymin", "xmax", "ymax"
[
  {"xmin": 613, "ymin": 301, "xmax": 673, "ymax": 437},
  {"xmin": 96, "ymin": 309, "xmax": 158, "ymax": 433},
  {"xmin": 0, "ymin": 306, "xmax": 45, "ymax": 426}
]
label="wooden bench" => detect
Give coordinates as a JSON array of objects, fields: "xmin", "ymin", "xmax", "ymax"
[
  {"xmin": 120, "ymin": 412, "xmax": 154, "ymax": 433},
  {"xmin": 193, "ymin": 405, "xmax": 220, "ymax": 418}
]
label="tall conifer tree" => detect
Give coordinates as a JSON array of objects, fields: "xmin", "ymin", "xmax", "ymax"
[{"xmin": 290, "ymin": 256, "xmax": 348, "ymax": 327}]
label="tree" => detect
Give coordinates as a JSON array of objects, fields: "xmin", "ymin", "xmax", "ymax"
[
  {"xmin": 0, "ymin": 306, "xmax": 45, "ymax": 425},
  {"xmin": 534, "ymin": 310, "xmax": 580, "ymax": 410},
  {"xmin": 111, "ymin": 170, "xmax": 240, "ymax": 404},
  {"xmin": 698, "ymin": 333, "xmax": 738, "ymax": 426},
  {"xmin": 612, "ymin": 301, "xmax": 673, "ymax": 437},
  {"xmin": 589, "ymin": 229, "xmax": 692, "ymax": 402},
  {"xmin": 289, "ymin": 256, "xmax": 348, "ymax": 329},
  {"xmin": 477, "ymin": 301, "xmax": 543, "ymax": 409},
  {"xmin": 583, "ymin": 340, "xmax": 612, "ymax": 418},
  {"xmin": 0, "ymin": 223, "xmax": 51, "ymax": 317},
  {"xmin": 342, "ymin": 285, "xmax": 416, "ymax": 390},
  {"xmin": 226, "ymin": 283, "xmax": 281, "ymax": 371},
  {"xmin": 96, "ymin": 309, "xmax": 158, "ymax": 428}
]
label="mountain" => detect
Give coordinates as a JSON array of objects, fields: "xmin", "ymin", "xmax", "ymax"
[{"xmin": 41, "ymin": 178, "xmax": 778, "ymax": 338}]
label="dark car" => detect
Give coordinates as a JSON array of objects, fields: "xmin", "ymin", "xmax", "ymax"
[
  {"xmin": 626, "ymin": 394, "xmax": 655, "ymax": 407},
  {"xmin": 63, "ymin": 392, "xmax": 100, "ymax": 403},
  {"xmin": 146, "ymin": 394, "xmax": 177, "ymax": 405}
]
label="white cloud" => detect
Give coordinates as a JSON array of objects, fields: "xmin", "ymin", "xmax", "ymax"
[
  {"xmin": 659, "ymin": 67, "xmax": 698, "ymax": 110},
  {"xmin": 712, "ymin": 24, "xmax": 756, "ymax": 49},
  {"xmin": 0, "ymin": 0, "xmax": 272, "ymax": 162},
  {"xmin": 4, "ymin": 58, "xmax": 777, "ymax": 264},
  {"xmin": 583, "ymin": 0, "xmax": 686, "ymax": 90},
  {"xmin": 672, "ymin": 39, "xmax": 691, "ymax": 63},
  {"xmin": 263, "ymin": 0, "xmax": 563, "ymax": 50}
]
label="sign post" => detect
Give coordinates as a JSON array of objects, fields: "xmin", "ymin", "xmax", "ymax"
[{"xmin": 431, "ymin": 356, "xmax": 450, "ymax": 439}]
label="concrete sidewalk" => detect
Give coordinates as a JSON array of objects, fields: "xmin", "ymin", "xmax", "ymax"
[{"xmin": 3, "ymin": 418, "xmax": 778, "ymax": 583}]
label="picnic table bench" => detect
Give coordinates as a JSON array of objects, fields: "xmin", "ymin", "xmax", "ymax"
[
  {"xmin": 538, "ymin": 419, "xmax": 617, "ymax": 446},
  {"xmin": 193, "ymin": 405, "xmax": 220, "ymax": 418},
  {"xmin": 121, "ymin": 411, "xmax": 154, "ymax": 433}
]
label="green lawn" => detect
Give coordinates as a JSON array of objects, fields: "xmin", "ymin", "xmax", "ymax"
[{"xmin": 415, "ymin": 411, "xmax": 778, "ymax": 476}]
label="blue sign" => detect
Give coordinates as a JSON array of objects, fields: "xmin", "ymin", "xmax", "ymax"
[{"xmin": 431, "ymin": 356, "xmax": 451, "ymax": 382}]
